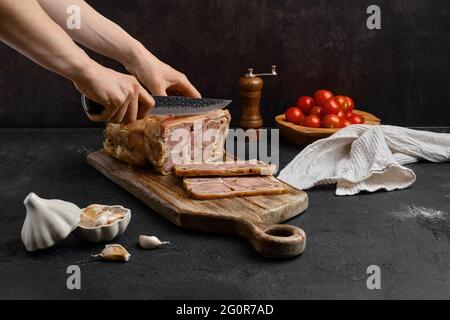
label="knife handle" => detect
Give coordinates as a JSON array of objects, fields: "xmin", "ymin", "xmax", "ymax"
[{"xmin": 81, "ymin": 94, "xmax": 104, "ymax": 115}]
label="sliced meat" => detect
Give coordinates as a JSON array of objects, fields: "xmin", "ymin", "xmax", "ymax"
[
  {"xmin": 103, "ymin": 109, "xmax": 231, "ymax": 174},
  {"xmin": 183, "ymin": 176, "xmax": 289, "ymax": 200},
  {"xmin": 222, "ymin": 176, "xmax": 279, "ymax": 190},
  {"xmin": 185, "ymin": 177, "xmax": 222, "ymax": 183},
  {"xmin": 144, "ymin": 109, "xmax": 230, "ymax": 174},
  {"xmin": 173, "ymin": 160, "xmax": 276, "ymax": 177}
]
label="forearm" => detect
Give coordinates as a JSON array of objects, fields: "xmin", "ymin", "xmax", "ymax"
[
  {"xmin": 37, "ymin": 0, "xmax": 150, "ymax": 68},
  {"xmin": 37, "ymin": 0, "xmax": 200, "ymax": 98},
  {"xmin": 0, "ymin": 0, "xmax": 93, "ymax": 82}
]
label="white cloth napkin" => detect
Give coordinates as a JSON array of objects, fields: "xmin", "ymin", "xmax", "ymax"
[{"xmin": 278, "ymin": 125, "xmax": 450, "ymax": 196}]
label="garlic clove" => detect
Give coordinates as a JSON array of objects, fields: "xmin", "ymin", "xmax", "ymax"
[
  {"xmin": 79, "ymin": 205, "xmax": 128, "ymax": 228},
  {"xmin": 79, "ymin": 214, "xmax": 96, "ymax": 228},
  {"xmin": 93, "ymin": 212, "xmax": 109, "ymax": 227},
  {"xmin": 109, "ymin": 206, "xmax": 126, "ymax": 214},
  {"xmin": 77, "ymin": 205, "xmax": 131, "ymax": 243},
  {"xmin": 94, "ymin": 244, "xmax": 130, "ymax": 262},
  {"xmin": 106, "ymin": 212, "xmax": 125, "ymax": 225},
  {"xmin": 21, "ymin": 193, "xmax": 81, "ymax": 252},
  {"xmin": 83, "ymin": 204, "xmax": 105, "ymax": 219},
  {"xmin": 138, "ymin": 235, "xmax": 170, "ymax": 249}
]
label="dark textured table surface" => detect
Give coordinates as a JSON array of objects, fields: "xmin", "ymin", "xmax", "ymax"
[{"xmin": 1, "ymin": 128, "xmax": 449, "ymax": 300}]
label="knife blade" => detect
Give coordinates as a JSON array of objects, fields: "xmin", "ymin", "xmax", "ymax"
[{"xmin": 81, "ymin": 94, "xmax": 231, "ymax": 116}]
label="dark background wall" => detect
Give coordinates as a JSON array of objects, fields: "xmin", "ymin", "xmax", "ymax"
[{"xmin": 0, "ymin": 0, "xmax": 449, "ymax": 128}]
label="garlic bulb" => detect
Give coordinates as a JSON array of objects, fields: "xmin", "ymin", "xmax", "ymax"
[
  {"xmin": 94, "ymin": 244, "xmax": 130, "ymax": 262},
  {"xmin": 138, "ymin": 235, "xmax": 170, "ymax": 249},
  {"xmin": 21, "ymin": 193, "xmax": 81, "ymax": 252}
]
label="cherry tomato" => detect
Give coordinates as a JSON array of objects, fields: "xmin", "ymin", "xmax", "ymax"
[
  {"xmin": 302, "ymin": 115, "xmax": 321, "ymax": 128},
  {"xmin": 296, "ymin": 96, "xmax": 315, "ymax": 115},
  {"xmin": 313, "ymin": 90, "xmax": 334, "ymax": 106},
  {"xmin": 322, "ymin": 114, "xmax": 342, "ymax": 128},
  {"xmin": 285, "ymin": 107, "xmax": 304, "ymax": 125},
  {"xmin": 341, "ymin": 119, "xmax": 352, "ymax": 128},
  {"xmin": 347, "ymin": 113, "xmax": 365, "ymax": 124},
  {"xmin": 334, "ymin": 95, "xmax": 348, "ymax": 110},
  {"xmin": 344, "ymin": 96, "xmax": 355, "ymax": 113},
  {"xmin": 322, "ymin": 98, "xmax": 341, "ymax": 115},
  {"xmin": 336, "ymin": 110, "xmax": 346, "ymax": 119},
  {"xmin": 345, "ymin": 111, "xmax": 354, "ymax": 119},
  {"xmin": 308, "ymin": 106, "xmax": 323, "ymax": 117}
]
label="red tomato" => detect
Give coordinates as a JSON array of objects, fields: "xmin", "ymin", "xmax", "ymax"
[
  {"xmin": 347, "ymin": 113, "xmax": 365, "ymax": 124},
  {"xmin": 336, "ymin": 110, "xmax": 346, "ymax": 119},
  {"xmin": 322, "ymin": 114, "xmax": 342, "ymax": 128},
  {"xmin": 334, "ymin": 95, "xmax": 348, "ymax": 110},
  {"xmin": 302, "ymin": 115, "xmax": 321, "ymax": 128},
  {"xmin": 345, "ymin": 111, "xmax": 354, "ymax": 119},
  {"xmin": 296, "ymin": 96, "xmax": 315, "ymax": 114},
  {"xmin": 285, "ymin": 107, "xmax": 304, "ymax": 125},
  {"xmin": 344, "ymin": 96, "xmax": 355, "ymax": 113},
  {"xmin": 308, "ymin": 106, "xmax": 323, "ymax": 117},
  {"xmin": 313, "ymin": 90, "xmax": 334, "ymax": 106},
  {"xmin": 341, "ymin": 119, "xmax": 352, "ymax": 128},
  {"xmin": 322, "ymin": 98, "xmax": 341, "ymax": 115}
]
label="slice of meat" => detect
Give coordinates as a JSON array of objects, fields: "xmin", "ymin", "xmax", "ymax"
[
  {"xmin": 183, "ymin": 176, "xmax": 289, "ymax": 200},
  {"xmin": 103, "ymin": 109, "xmax": 231, "ymax": 174},
  {"xmin": 173, "ymin": 160, "xmax": 276, "ymax": 177},
  {"xmin": 222, "ymin": 176, "xmax": 280, "ymax": 190}
]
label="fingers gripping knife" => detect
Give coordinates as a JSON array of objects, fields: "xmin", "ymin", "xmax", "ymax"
[
  {"xmin": 81, "ymin": 94, "xmax": 232, "ymax": 117},
  {"xmin": 238, "ymin": 65, "xmax": 277, "ymax": 129}
]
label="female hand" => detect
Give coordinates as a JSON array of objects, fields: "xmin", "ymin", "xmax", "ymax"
[{"xmin": 73, "ymin": 62, "xmax": 155, "ymax": 123}]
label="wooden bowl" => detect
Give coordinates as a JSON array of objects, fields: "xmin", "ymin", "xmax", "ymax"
[{"xmin": 275, "ymin": 110, "xmax": 380, "ymax": 146}]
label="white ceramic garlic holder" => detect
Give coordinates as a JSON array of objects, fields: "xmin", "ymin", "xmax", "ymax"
[
  {"xmin": 76, "ymin": 205, "xmax": 131, "ymax": 243},
  {"xmin": 21, "ymin": 192, "xmax": 81, "ymax": 252}
]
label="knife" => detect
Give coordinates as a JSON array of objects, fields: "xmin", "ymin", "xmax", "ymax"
[{"xmin": 81, "ymin": 94, "xmax": 231, "ymax": 116}]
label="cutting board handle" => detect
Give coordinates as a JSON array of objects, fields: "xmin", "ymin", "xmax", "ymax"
[{"xmin": 243, "ymin": 222, "xmax": 306, "ymax": 258}]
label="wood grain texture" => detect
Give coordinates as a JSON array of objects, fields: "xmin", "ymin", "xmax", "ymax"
[
  {"xmin": 87, "ymin": 150, "xmax": 308, "ymax": 258},
  {"xmin": 275, "ymin": 110, "xmax": 381, "ymax": 146},
  {"xmin": 238, "ymin": 76, "xmax": 264, "ymax": 129}
]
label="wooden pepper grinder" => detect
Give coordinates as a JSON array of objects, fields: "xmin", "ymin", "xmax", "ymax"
[{"xmin": 238, "ymin": 65, "xmax": 277, "ymax": 129}]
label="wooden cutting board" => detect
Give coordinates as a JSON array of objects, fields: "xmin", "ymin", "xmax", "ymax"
[{"xmin": 87, "ymin": 150, "xmax": 308, "ymax": 258}]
